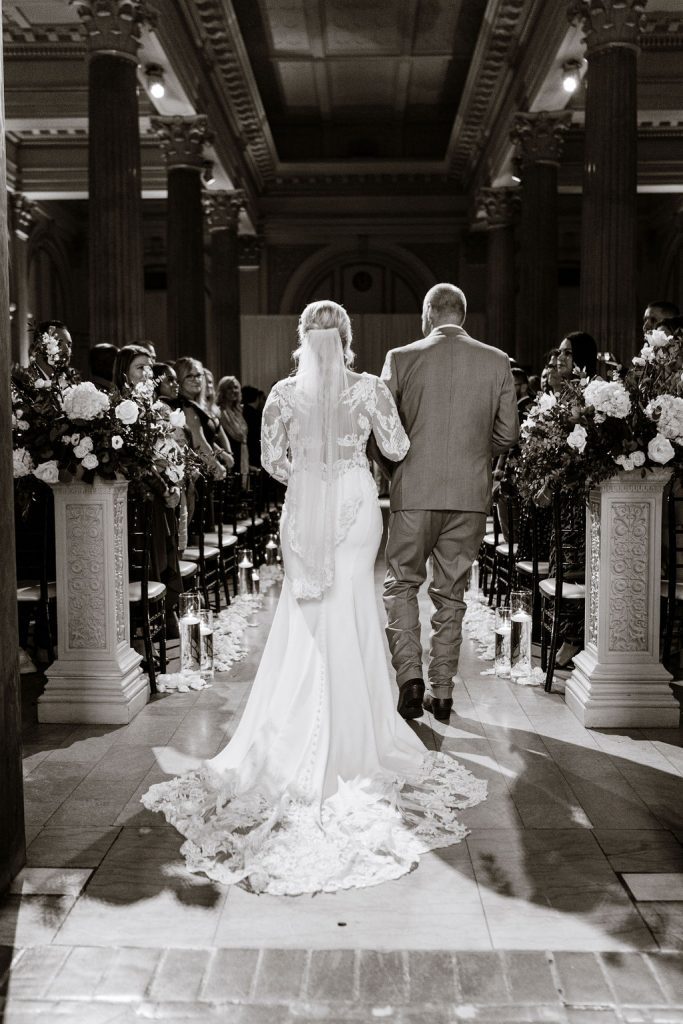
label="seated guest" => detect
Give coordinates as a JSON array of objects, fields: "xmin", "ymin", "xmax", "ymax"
[
  {"xmin": 216, "ymin": 375, "xmax": 250, "ymax": 480},
  {"xmin": 527, "ymin": 373, "xmax": 541, "ymax": 394},
  {"xmin": 643, "ymin": 300, "xmax": 680, "ymax": 337},
  {"xmin": 153, "ymin": 362, "xmax": 192, "ymax": 554},
  {"xmin": 511, "ymin": 367, "xmax": 534, "ymax": 420},
  {"xmin": 175, "ymin": 357, "xmax": 228, "ymax": 478},
  {"xmin": 241, "ymin": 385, "xmax": 265, "ymax": 468},
  {"xmin": 112, "ymin": 344, "xmax": 153, "ymax": 390},
  {"xmin": 540, "ymin": 348, "xmax": 563, "ymax": 394},
  {"xmin": 20, "ymin": 319, "xmax": 74, "ymax": 383},
  {"xmin": 200, "ymin": 367, "xmax": 234, "ymax": 467},
  {"xmin": 137, "ymin": 339, "xmax": 158, "ymax": 360},
  {"xmin": 88, "ymin": 342, "xmax": 118, "ymax": 390},
  {"xmin": 557, "ymin": 331, "xmax": 598, "ymax": 379}
]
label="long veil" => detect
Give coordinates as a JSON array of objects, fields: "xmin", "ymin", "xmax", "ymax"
[{"xmin": 286, "ymin": 327, "xmax": 354, "ymax": 599}]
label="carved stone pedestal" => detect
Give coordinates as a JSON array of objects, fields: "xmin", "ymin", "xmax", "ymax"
[
  {"xmin": 39, "ymin": 479, "xmax": 149, "ymax": 724},
  {"xmin": 566, "ymin": 469, "xmax": 679, "ymax": 728}
]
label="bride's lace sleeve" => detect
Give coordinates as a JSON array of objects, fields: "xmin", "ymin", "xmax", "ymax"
[
  {"xmin": 261, "ymin": 385, "xmax": 291, "ymax": 484},
  {"xmin": 371, "ymin": 378, "xmax": 410, "ymax": 462}
]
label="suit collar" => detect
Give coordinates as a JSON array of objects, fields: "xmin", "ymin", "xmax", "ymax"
[{"xmin": 430, "ymin": 324, "xmax": 470, "ymax": 341}]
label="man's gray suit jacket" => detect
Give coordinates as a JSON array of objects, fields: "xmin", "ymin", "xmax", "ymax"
[{"xmin": 381, "ymin": 324, "xmax": 520, "ymax": 514}]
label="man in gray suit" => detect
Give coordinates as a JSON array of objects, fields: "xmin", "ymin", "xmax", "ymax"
[{"xmin": 381, "ymin": 283, "xmax": 519, "ymax": 722}]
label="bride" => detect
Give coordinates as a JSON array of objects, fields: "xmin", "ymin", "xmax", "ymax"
[{"xmin": 142, "ymin": 300, "xmax": 486, "ymax": 896}]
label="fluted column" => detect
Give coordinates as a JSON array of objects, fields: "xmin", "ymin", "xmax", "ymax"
[
  {"xmin": 569, "ymin": 0, "xmax": 645, "ymax": 358},
  {"xmin": 152, "ymin": 116, "xmax": 213, "ymax": 362},
  {"xmin": 511, "ymin": 112, "xmax": 572, "ymax": 371},
  {"xmin": 0, "ymin": 10, "xmax": 26, "ymax": 892},
  {"xmin": 73, "ymin": 0, "xmax": 151, "ymax": 346},
  {"xmin": 9, "ymin": 193, "xmax": 35, "ymax": 366},
  {"xmin": 478, "ymin": 187, "xmax": 520, "ymax": 356},
  {"xmin": 203, "ymin": 189, "xmax": 244, "ymax": 380}
]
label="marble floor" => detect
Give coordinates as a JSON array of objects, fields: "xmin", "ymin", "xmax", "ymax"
[{"xmin": 2, "ymin": 563, "xmax": 683, "ymax": 1022}]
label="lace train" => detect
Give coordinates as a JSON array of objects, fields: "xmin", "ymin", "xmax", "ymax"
[{"xmin": 141, "ymin": 751, "xmax": 486, "ymax": 896}]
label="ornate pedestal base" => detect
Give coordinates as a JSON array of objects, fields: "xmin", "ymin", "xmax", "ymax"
[
  {"xmin": 39, "ymin": 479, "xmax": 149, "ymax": 724},
  {"xmin": 566, "ymin": 469, "xmax": 679, "ymax": 728}
]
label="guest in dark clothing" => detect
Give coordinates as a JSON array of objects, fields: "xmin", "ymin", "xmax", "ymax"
[
  {"xmin": 88, "ymin": 343, "xmax": 118, "ymax": 390},
  {"xmin": 643, "ymin": 300, "xmax": 680, "ymax": 336},
  {"xmin": 241, "ymin": 385, "xmax": 264, "ymax": 468},
  {"xmin": 557, "ymin": 331, "xmax": 598, "ymax": 379}
]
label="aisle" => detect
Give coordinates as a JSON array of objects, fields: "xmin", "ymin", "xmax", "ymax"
[{"xmin": 2, "ymin": 562, "xmax": 683, "ymax": 1021}]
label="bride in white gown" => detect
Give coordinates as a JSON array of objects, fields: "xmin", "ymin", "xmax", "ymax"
[{"xmin": 142, "ymin": 300, "xmax": 486, "ymax": 896}]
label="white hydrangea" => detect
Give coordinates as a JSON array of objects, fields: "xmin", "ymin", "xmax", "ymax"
[
  {"xmin": 645, "ymin": 395, "xmax": 683, "ymax": 443},
  {"xmin": 582, "ymin": 379, "xmax": 631, "ymax": 419},
  {"xmin": 536, "ymin": 393, "xmax": 557, "ymax": 414},
  {"xmin": 62, "ymin": 381, "xmax": 110, "ymax": 421},
  {"xmin": 614, "ymin": 454, "xmax": 635, "ymax": 472}
]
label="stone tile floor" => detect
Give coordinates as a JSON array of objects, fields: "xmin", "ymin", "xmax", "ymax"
[{"xmin": 2, "ymin": 569, "xmax": 683, "ymax": 1022}]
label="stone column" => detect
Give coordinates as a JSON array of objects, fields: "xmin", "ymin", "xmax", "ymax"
[
  {"xmin": 152, "ymin": 116, "xmax": 213, "ymax": 363},
  {"xmin": 569, "ymin": 0, "xmax": 645, "ymax": 359},
  {"xmin": 9, "ymin": 193, "xmax": 34, "ymax": 366},
  {"xmin": 478, "ymin": 187, "xmax": 520, "ymax": 356},
  {"xmin": 203, "ymin": 189, "xmax": 244, "ymax": 380},
  {"xmin": 511, "ymin": 111, "xmax": 572, "ymax": 371},
  {"xmin": 73, "ymin": 0, "xmax": 151, "ymax": 347}
]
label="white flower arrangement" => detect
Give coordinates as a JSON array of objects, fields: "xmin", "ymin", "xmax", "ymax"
[
  {"xmin": 62, "ymin": 381, "xmax": 110, "ymax": 421},
  {"xmin": 13, "ymin": 448, "xmax": 34, "ymax": 478},
  {"xmin": 645, "ymin": 395, "xmax": 683, "ymax": 444},
  {"xmin": 114, "ymin": 399, "xmax": 139, "ymax": 425},
  {"xmin": 32, "ymin": 459, "xmax": 60, "ymax": 484},
  {"xmin": 566, "ymin": 424, "xmax": 587, "ymax": 453},
  {"xmin": 582, "ymin": 379, "xmax": 631, "ymax": 420},
  {"xmin": 647, "ymin": 433, "xmax": 675, "ymax": 465}
]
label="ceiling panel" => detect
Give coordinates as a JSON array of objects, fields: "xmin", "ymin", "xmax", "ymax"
[
  {"xmin": 277, "ymin": 61, "xmax": 319, "ymax": 110},
  {"xmin": 407, "ymin": 56, "xmax": 453, "ymax": 106},
  {"xmin": 262, "ymin": 0, "xmax": 310, "ymax": 53},
  {"xmin": 323, "ymin": 0, "xmax": 403, "ymax": 55},
  {"xmin": 413, "ymin": 0, "xmax": 461, "ymax": 55},
  {"xmin": 328, "ymin": 58, "xmax": 398, "ymax": 108}
]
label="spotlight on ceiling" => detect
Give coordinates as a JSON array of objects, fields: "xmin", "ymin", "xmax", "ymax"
[
  {"xmin": 145, "ymin": 64, "xmax": 166, "ymax": 100},
  {"xmin": 202, "ymin": 160, "xmax": 216, "ymax": 187},
  {"xmin": 562, "ymin": 59, "xmax": 583, "ymax": 95}
]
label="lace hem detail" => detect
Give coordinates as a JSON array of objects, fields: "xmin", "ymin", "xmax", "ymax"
[{"xmin": 141, "ymin": 751, "xmax": 487, "ymax": 896}]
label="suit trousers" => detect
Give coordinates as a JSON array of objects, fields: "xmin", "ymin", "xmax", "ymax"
[{"xmin": 384, "ymin": 510, "xmax": 486, "ymax": 699}]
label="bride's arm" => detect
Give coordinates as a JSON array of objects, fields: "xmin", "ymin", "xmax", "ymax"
[
  {"xmin": 371, "ymin": 378, "xmax": 410, "ymax": 462},
  {"xmin": 261, "ymin": 385, "xmax": 291, "ymax": 484}
]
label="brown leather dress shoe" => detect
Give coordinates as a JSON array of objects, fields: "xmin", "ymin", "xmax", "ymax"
[
  {"xmin": 423, "ymin": 691, "xmax": 453, "ymax": 722},
  {"xmin": 397, "ymin": 678, "xmax": 425, "ymax": 720}
]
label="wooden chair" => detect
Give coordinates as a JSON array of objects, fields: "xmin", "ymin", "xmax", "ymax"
[
  {"xmin": 492, "ymin": 489, "xmax": 520, "ymax": 608},
  {"xmin": 539, "ymin": 492, "xmax": 586, "ymax": 692},
  {"xmin": 661, "ymin": 474, "xmax": 683, "ymax": 665},
  {"xmin": 128, "ymin": 494, "xmax": 167, "ymax": 693},
  {"xmin": 203, "ymin": 478, "xmax": 238, "ymax": 605},
  {"xmin": 515, "ymin": 501, "xmax": 551, "ymax": 643},
  {"xmin": 15, "ymin": 483, "xmax": 56, "ymax": 665},
  {"xmin": 183, "ymin": 475, "xmax": 222, "ymax": 613},
  {"xmin": 479, "ymin": 507, "xmax": 499, "ymax": 602}
]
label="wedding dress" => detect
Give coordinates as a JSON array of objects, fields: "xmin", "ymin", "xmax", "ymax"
[{"xmin": 142, "ymin": 330, "xmax": 486, "ymax": 895}]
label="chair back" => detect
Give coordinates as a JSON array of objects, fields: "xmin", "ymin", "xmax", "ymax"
[
  {"xmin": 15, "ymin": 482, "xmax": 55, "ymax": 594},
  {"xmin": 551, "ymin": 491, "xmax": 586, "ymax": 595},
  {"xmin": 127, "ymin": 494, "xmax": 153, "ymax": 593}
]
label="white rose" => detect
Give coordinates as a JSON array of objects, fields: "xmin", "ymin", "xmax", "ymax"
[
  {"xmin": 79, "ymin": 436, "xmax": 94, "ymax": 453},
  {"xmin": 647, "ymin": 328, "xmax": 670, "ymax": 349},
  {"xmin": 615, "ymin": 454, "xmax": 635, "ymax": 472},
  {"xmin": 648, "ymin": 433, "xmax": 675, "ymax": 465},
  {"xmin": 114, "ymin": 399, "xmax": 139, "ymax": 425},
  {"xmin": 537, "ymin": 393, "xmax": 557, "ymax": 414},
  {"xmin": 645, "ymin": 395, "xmax": 683, "ymax": 442},
  {"xmin": 33, "ymin": 459, "xmax": 60, "ymax": 484},
  {"xmin": 169, "ymin": 409, "xmax": 186, "ymax": 429},
  {"xmin": 34, "ymin": 377, "xmax": 49, "ymax": 389},
  {"xmin": 13, "ymin": 448, "xmax": 34, "ymax": 478},
  {"xmin": 16, "ymin": 419, "xmax": 29, "ymax": 431},
  {"xmin": 566, "ymin": 424, "xmax": 587, "ymax": 453},
  {"xmin": 631, "ymin": 450, "xmax": 646, "ymax": 467},
  {"xmin": 81, "ymin": 453, "xmax": 99, "ymax": 470},
  {"xmin": 632, "ymin": 356, "xmax": 646, "ymax": 367},
  {"xmin": 111, "ymin": 435, "xmax": 124, "ymax": 450},
  {"xmin": 73, "ymin": 444, "xmax": 87, "ymax": 458},
  {"xmin": 62, "ymin": 381, "xmax": 110, "ymax": 421},
  {"xmin": 166, "ymin": 464, "xmax": 184, "ymax": 483},
  {"xmin": 15, "ymin": 409, "xmax": 23, "ymax": 419}
]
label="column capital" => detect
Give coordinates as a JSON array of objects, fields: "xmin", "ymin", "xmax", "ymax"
[
  {"xmin": 70, "ymin": 0, "xmax": 155, "ymax": 61},
  {"xmin": 239, "ymin": 234, "xmax": 263, "ymax": 267},
  {"xmin": 151, "ymin": 115, "xmax": 214, "ymax": 171},
  {"xmin": 568, "ymin": 0, "xmax": 646, "ymax": 55},
  {"xmin": 202, "ymin": 189, "xmax": 245, "ymax": 232},
  {"xmin": 9, "ymin": 193, "xmax": 36, "ymax": 240},
  {"xmin": 511, "ymin": 111, "xmax": 573, "ymax": 168},
  {"xmin": 476, "ymin": 187, "xmax": 521, "ymax": 228}
]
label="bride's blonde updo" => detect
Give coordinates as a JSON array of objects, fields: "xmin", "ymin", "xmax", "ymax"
[{"xmin": 295, "ymin": 300, "xmax": 355, "ymax": 367}]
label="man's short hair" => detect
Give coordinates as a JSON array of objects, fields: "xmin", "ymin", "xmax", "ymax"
[
  {"xmin": 423, "ymin": 283, "xmax": 467, "ymax": 323},
  {"xmin": 648, "ymin": 300, "xmax": 680, "ymax": 320},
  {"xmin": 511, "ymin": 367, "xmax": 529, "ymax": 384}
]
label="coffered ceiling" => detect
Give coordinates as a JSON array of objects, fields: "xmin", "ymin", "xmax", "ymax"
[{"xmin": 2, "ymin": 0, "xmax": 683, "ymax": 208}]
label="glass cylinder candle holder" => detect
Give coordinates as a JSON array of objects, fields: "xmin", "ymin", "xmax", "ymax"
[
  {"xmin": 494, "ymin": 606, "xmax": 511, "ymax": 678},
  {"xmin": 264, "ymin": 535, "xmax": 279, "ymax": 565},
  {"xmin": 179, "ymin": 593, "xmax": 201, "ymax": 673},
  {"xmin": 199, "ymin": 605, "xmax": 214, "ymax": 681},
  {"xmin": 510, "ymin": 590, "xmax": 533, "ymax": 680},
  {"xmin": 467, "ymin": 558, "xmax": 480, "ymax": 598},
  {"xmin": 237, "ymin": 548, "xmax": 254, "ymax": 594},
  {"xmin": 252, "ymin": 568, "xmax": 260, "ymax": 595}
]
